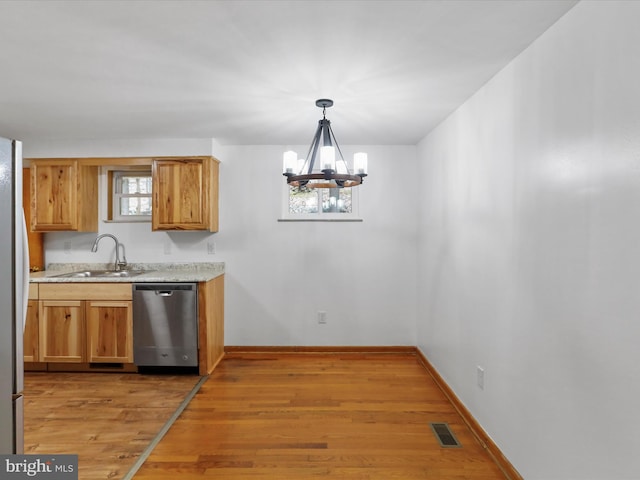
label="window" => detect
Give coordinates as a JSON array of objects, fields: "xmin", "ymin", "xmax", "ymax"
[
  {"xmin": 280, "ymin": 184, "xmax": 361, "ymax": 221},
  {"xmin": 111, "ymin": 170, "xmax": 152, "ymax": 222}
]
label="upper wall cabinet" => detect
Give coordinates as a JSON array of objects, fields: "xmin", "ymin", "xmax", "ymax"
[
  {"xmin": 30, "ymin": 159, "xmax": 99, "ymax": 232},
  {"xmin": 28, "ymin": 155, "xmax": 218, "ymax": 232},
  {"xmin": 152, "ymin": 157, "xmax": 219, "ymax": 232}
]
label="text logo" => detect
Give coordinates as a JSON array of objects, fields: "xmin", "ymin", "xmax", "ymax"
[{"xmin": 0, "ymin": 455, "xmax": 78, "ymax": 480}]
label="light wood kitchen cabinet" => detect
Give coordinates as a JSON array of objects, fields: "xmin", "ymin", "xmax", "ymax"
[
  {"xmin": 86, "ymin": 300, "xmax": 133, "ymax": 363},
  {"xmin": 23, "ymin": 168, "xmax": 44, "ymax": 270},
  {"xmin": 39, "ymin": 300, "xmax": 85, "ymax": 363},
  {"xmin": 30, "ymin": 159, "xmax": 99, "ymax": 232},
  {"xmin": 152, "ymin": 157, "xmax": 219, "ymax": 232},
  {"xmin": 29, "ymin": 155, "xmax": 219, "ymax": 232},
  {"xmin": 23, "ymin": 300, "xmax": 39, "ymax": 362},
  {"xmin": 198, "ymin": 274, "xmax": 225, "ymax": 375},
  {"xmin": 23, "ymin": 285, "xmax": 40, "ymax": 363},
  {"xmin": 37, "ymin": 283, "xmax": 133, "ymax": 366}
]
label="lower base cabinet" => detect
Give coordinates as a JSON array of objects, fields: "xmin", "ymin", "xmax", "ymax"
[
  {"xmin": 39, "ymin": 300, "xmax": 85, "ymax": 363},
  {"xmin": 86, "ymin": 300, "xmax": 133, "ymax": 363},
  {"xmin": 23, "ymin": 299, "xmax": 39, "ymax": 363},
  {"xmin": 33, "ymin": 283, "xmax": 133, "ymax": 365}
]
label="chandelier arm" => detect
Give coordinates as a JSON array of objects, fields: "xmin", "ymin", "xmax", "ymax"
[
  {"xmin": 306, "ymin": 121, "xmax": 323, "ymax": 174},
  {"xmin": 328, "ymin": 122, "xmax": 350, "ymax": 173}
]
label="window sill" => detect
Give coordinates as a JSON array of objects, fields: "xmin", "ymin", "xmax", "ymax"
[
  {"xmin": 103, "ymin": 219, "xmax": 151, "ymax": 223},
  {"xmin": 278, "ymin": 218, "xmax": 363, "ymax": 222}
]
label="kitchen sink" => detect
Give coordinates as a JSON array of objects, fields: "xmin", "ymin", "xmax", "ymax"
[{"xmin": 52, "ymin": 270, "xmax": 150, "ymax": 278}]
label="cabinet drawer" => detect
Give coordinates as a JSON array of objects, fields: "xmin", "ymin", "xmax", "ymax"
[{"xmin": 39, "ymin": 283, "xmax": 132, "ymax": 301}]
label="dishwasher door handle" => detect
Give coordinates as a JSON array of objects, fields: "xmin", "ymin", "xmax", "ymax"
[{"xmin": 156, "ymin": 291, "xmax": 174, "ymax": 297}]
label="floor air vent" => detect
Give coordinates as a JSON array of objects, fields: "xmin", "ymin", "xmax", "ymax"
[{"xmin": 430, "ymin": 422, "xmax": 461, "ymax": 448}]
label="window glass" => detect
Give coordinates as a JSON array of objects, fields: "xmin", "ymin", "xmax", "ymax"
[
  {"xmin": 120, "ymin": 175, "xmax": 151, "ymax": 195},
  {"xmin": 119, "ymin": 197, "xmax": 152, "ymax": 216},
  {"xmin": 321, "ymin": 188, "xmax": 352, "ymax": 213},
  {"xmin": 289, "ymin": 187, "xmax": 319, "ymax": 214}
]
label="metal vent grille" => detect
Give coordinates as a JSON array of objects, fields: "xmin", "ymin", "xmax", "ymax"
[{"xmin": 430, "ymin": 422, "xmax": 461, "ymax": 448}]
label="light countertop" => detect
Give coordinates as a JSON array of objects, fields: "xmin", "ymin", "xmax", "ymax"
[{"xmin": 30, "ymin": 262, "xmax": 225, "ymax": 283}]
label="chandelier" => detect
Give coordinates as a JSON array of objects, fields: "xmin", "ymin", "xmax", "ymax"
[{"xmin": 283, "ymin": 99, "xmax": 367, "ymax": 189}]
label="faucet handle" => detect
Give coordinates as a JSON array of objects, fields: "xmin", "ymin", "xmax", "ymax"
[{"xmin": 116, "ymin": 243, "xmax": 128, "ymax": 271}]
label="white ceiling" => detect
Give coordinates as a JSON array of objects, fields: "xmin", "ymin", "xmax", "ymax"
[{"xmin": 0, "ymin": 0, "xmax": 578, "ymax": 146}]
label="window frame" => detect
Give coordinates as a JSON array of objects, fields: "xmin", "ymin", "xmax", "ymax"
[
  {"xmin": 279, "ymin": 183, "xmax": 363, "ymax": 222},
  {"xmin": 109, "ymin": 168, "xmax": 153, "ymax": 222}
]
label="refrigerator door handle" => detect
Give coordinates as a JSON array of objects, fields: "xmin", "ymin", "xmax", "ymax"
[{"xmin": 21, "ymin": 211, "xmax": 29, "ymax": 333}]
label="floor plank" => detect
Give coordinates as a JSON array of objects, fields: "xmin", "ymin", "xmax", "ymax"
[
  {"xmin": 133, "ymin": 353, "xmax": 507, "ymax": 480},
  {"xmin": 23, "ymin": 371, "xmax": 201, "ymax": 480}
]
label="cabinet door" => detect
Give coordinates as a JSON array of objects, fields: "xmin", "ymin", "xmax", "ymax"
[
  {"xmin": 31, "ymin": 161, "xmax": 78, "ymax": 231},
  {"xmin": 152, "ymin": 158, "xmax": 210, "ymax": 230},
  {"xmin": 30, "ymin": 160, "xmax": 98, "ymax": 232},
  {"xmin": 39, "ymin": 300, "xmax": 85, "ymax": 363},
  {"xmin": 23, "ymin": 168, "xmax": 44, "ymax": 270},
  {"xmin": 86, "ymin": 301, "xmax": 133, "ymax": 363},
  {"xmin": 23, "ymin": 300, "xmax": 39, "ymax": 363}
]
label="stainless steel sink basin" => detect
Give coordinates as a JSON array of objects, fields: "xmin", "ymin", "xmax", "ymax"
[{"xmin": 52, "ymin": 270, "xmax": 150, "ymax": 278}]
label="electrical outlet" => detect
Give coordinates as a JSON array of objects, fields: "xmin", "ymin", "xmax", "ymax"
[
  {"xmin": 207, "ymin": 241, "xmax": 216, "ymax": 254},
  {"xmin": 317, "ymin": 311, "xmax": 327, "ymax": 324},
  {"xmin": 477, "ymin": 366, "xmax": 485, "ymax": 390},
  {"xmin": 63, "ymin": 241, "xmax": 71, "ymax": 254},
  {"xmin": 164, "ymin": 241, "xmax": 171, "ymax": 255}
]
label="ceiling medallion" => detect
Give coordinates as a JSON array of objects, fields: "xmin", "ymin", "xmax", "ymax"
[{"xmin": 283, "ymin": 99, "xmax": 367, "ymax": 189}]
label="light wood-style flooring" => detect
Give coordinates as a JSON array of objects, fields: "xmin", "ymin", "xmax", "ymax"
[
  {"xmin": 23, "ymin": 371, "xmax": 201, "ymax": 480},
  {"xmin": 134, "ymin": 352, "xmax": 507, "ymax": 479}
]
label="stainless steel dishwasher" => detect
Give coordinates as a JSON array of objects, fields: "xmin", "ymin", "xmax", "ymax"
[{"xmin": 133, "ymin": 283, "xmax": 198, "ymax": 367}]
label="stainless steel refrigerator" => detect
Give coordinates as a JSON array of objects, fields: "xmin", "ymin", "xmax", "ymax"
[{"xmin": 0, "ymin": 137, "xmax": 29, "ymax": 454}]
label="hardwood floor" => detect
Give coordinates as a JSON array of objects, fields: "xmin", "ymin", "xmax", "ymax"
[
  {"xmin": 23, "ymin": 371, "xmax": 202, "ymax": 480},
  {"xmin": 133, "ymin": 353, "xmax": 507, "ymax": 479}
]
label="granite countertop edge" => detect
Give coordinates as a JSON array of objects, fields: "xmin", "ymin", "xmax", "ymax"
[{"xmin": 30, "ymin": 262, "xmax": 225, "ymax": 283}]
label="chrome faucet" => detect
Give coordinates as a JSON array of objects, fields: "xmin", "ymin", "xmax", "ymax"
[{"xmin": 91, "ymin": 234, "xmax": 128, "ymax": 271}]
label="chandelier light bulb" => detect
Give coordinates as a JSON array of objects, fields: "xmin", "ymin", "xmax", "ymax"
[
  {"xmin": 354, "ymin": 152, "xmax": 368, "ymax": 175},
  {"xmin": 283, "ymin": 150, "xmax": 297, "ymax": 174},
  {"xmin": 321, "ymin": 146, "xmax": 336, "ymax": 171}
]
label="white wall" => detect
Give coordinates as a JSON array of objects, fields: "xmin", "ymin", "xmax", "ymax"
[
  {"xmin": 217, "ymin": 144, "xmax": 418, "ymax": 346},
  {"xmin": 25, "ymin": 138, "xmax": 419, "ymax": 347},
  {"xmin": 416, "ymin": 2, "xmax": 640, "ymax": 479}
]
